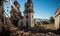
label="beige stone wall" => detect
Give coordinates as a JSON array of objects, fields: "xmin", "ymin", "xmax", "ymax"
[
  {"xmin": 30, "ymin": 13, "xmax": 34, "ymax": 27},
  {"xmin": 55, "ymin": 14, "xmax": 60, "ymax": 29},
  {"xmin": 55, "ymin": 6, "xmax": 60, "ymax": 29},
  {"xmin": 18, "ymin": 18, "xmax": 24, "ymax": 27},
  {"xmin": 17, "ymin": 10, "xmax": 34, "ymax": 27},
  {"xmin": 23, "ymin": 13, "xmax": 34, "ymax": 27},
  {"xmin": 24, "ymin": 13, "xmax": 31, "ymax": 27},
  {"xmin": 59, "ymin": 15, "xmax": 60, "ymax": 28}
]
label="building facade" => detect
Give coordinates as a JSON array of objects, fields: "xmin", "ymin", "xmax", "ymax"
[
  {"xmin": 10, "ymin": 0, "xmax": 34, "ymax": 28},
  {"xmin": 55, "ymin": 5, "xmax": 60, "ymax": 29}
]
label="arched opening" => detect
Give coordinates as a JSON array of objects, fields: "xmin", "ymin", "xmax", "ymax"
[
  {"xmin": 21, "ymin": 22, "xmax": 23, "ymax": 27},
  {"xmin": 26, "ymin": 22, "xmax": 28, "ymax": 27},
  {"xmin": 20, "ymin": 22, "xmax": 23, "ymax": 30},
  {"xmin": 26, "ymin": 15, "xmax": 28, "ymax": 19}
]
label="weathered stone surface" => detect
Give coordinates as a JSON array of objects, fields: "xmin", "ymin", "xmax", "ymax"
[{"xmin": 0, "ymin": 20, "xmax": 3, "ymax": 32}]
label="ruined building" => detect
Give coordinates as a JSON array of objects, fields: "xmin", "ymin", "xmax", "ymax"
[
  {"xmin": 55, "ymin": 5, "xmax": 60, "ymax": 29},
  {"xmin": 10, "ymin": 0, "xmax": 34, "ymax": 28},
  {"xmin": 0, "ymin": 0, "xmax": 35, "ymax": 36}
]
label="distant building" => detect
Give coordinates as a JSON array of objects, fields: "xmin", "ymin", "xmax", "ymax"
[
  {"xmin": 10, "ymin": 0, "xmax": 34, "ymax": 28},
  {"xmin": 55, "ymin": 5, "xmax": 60, "ymax": 29}
]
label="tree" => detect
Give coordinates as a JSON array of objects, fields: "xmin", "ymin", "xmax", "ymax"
[
  {"xmin": 37, "ymin": 21, "xmax": 41, "ymax": 25},
  {"xmin": 41, "ymin": 21, "xmax": 49, "ymax": 24},
  {"xmin": 49, "ymin": 17, "xmax": 55, "ymax": 24}
]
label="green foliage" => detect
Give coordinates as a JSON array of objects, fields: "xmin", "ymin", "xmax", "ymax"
[
  {"xmin": 49, "ymin": 16, "xmax": 55, "ymax": 24},
  {"xmin": 41, "ymin": 21, "xmax": 49, "ymax": 24},
  {"xmin": 37, "ymin": 22, "xmax": 40, "ymax": 25}
]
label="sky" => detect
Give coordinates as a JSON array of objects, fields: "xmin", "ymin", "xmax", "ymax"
[{"xmin": 4, "ymin": 0, "xmax": 60, "ymax": 19}]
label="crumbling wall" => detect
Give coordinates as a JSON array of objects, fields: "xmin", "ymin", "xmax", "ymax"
[{"xmin": 0, "ymin": 0, "xmax": 4, "ymax": 33}]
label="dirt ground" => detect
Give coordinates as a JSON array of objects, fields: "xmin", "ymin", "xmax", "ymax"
[{"xmin": 41, "ymin": 24, "xmax": 56, "ymax": 30}]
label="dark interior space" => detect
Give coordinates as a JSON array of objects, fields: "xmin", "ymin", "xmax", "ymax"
[
  {"xmin": 12, "ymin": 20, "xmax": 18, "ymax": 27},
  {"xmin": 0, "ymin": 27, "xmax": 10, "ymax": 36}
]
